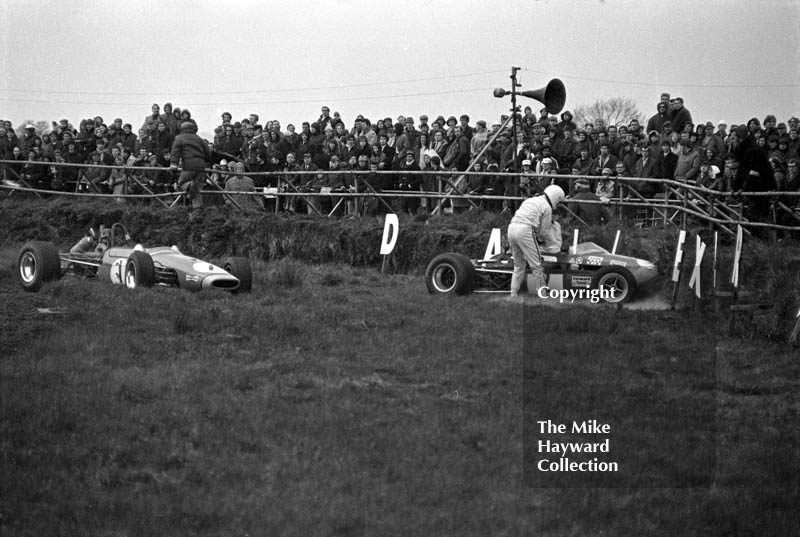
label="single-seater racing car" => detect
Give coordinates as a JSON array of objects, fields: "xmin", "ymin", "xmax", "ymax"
[
  {"xmin": 425, "ymin": 242, "xmax": 658, "ymax": 304},
  {"xmin": 17, "ymin": 223, "xmax": 251, "ymax": 293}
]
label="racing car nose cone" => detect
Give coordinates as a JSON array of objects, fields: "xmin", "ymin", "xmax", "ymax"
[{"xmin": 201, "ymin": 274, "xmax": 240, "ymax": 290}]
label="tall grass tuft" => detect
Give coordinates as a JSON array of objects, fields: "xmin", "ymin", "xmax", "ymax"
[{"xmin": 269, "ymin": 257, "xmax": 304, "ymax": 288}]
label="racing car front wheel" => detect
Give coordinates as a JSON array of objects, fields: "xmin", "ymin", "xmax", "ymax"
[
  {"xmin": 18, "ymin": 241, "xmax": 62, "ymax": 292},
  {"xmin": 224, "ymin": 256, "xmax": 252, "ymax": 293},
  {"xmin": 592, "ymin": 267, "xmax": 636, "ymax": 304},
  {"xmin": 125, "ymin": 251, "xmax": 156, "ymax": 289},
  {"xmin": 425, "ymin": 253, "xmax": 475, "ymax": 295}
]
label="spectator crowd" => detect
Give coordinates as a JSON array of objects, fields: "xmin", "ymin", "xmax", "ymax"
[{"xmin": 1, "ymin": 94, "xmax": 799, "ymax": 224}]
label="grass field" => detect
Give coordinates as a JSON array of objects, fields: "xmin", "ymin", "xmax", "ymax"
[{"xmin": 1, "ymin": 249, "xmax": 799, "ymax": 536}]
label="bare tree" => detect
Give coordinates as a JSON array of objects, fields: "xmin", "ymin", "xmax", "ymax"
[{"xmin": 572, "ymin": 97, "xmax": 645, "ymax": 128}]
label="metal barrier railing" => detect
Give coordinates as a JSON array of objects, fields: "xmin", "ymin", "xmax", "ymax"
[{"xmin": 1, "ymin": 159, "xmax": 799, "ymax": 231}]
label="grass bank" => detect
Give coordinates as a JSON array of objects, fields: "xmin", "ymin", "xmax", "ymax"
[{"xmin": 2, "ymin": 197, "xmax": 798, "ymax": 341}]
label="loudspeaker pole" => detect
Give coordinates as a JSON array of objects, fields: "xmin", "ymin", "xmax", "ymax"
[{"xmin": 510, "ymin": 66, "xmax": 521, "ymax": 199}]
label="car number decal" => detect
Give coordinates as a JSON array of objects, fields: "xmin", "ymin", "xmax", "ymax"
[{"xmin": 110, "ymin": 258, "xmax": 125, "ymax": 285}]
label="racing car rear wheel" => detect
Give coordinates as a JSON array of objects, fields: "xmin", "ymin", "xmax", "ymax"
[
  {"xmin": 425, "ymin": 253, "xmax": 474, "ymax": 295},
  {"xmin": 125, "ymin": 251, "xmax": 156, "ymax": 289},
  {"xmin": 224, "ymin": 256, "xmax": 252, "ymax": 293},
  {"xmin": 18, "ymin": 241, "xmax": 62, "ymax": 292},
  {"xmin": 592, "ymin": 267, "xmax": 636, "ymax": 304}
]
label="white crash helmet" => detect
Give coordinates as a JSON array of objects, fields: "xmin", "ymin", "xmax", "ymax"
[{"xmin": 543, "ymin": 184, "xmax": 565, "ymax": 206}]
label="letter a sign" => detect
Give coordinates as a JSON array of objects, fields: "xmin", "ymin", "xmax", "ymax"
[{"xmin": 483, "ymin": 228, "xmax": 503, "ymax": 260}]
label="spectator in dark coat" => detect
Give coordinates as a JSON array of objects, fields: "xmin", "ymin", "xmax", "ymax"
[
  {"xmin": 646, "ymin": 102, "xmax": 669, "ymax": 134},
  {"xmin": 568, "ymin": 178, "xmax": 611, "ymax": 225},
  {"xmin": 730, "ymin": 125, "xmax": 777, "ymax": 222},
  {"xmin": 557, "ymin": 110, "xmax": 577, "ymax": 133},
  {"xmin": 397, "ymin": 150, "xmax": 421, "ymax": 215},
  {"xmin": 670, "ymin": 97, "xmax": 693, "ymax": 134},
  {"xmin": 170, "ymin": 121, "xmax": 211, "ymax": 209},
  {"xmin": 160, "ymin": 103, "xmax": 180, "ymax": 137},
  {"xmin": 658, "ymin": 140, "xmax": 678, "ymax": 181},
  {"xmin": 633, "ymin": 142, "xmax": 662, "ymax": 198}
]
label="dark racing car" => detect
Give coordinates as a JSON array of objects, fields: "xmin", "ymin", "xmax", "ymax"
[
  {"xmin": 425, "ymin": 242, "xmax": 658, "ymax": 304},
  {"xmin": 18, "ymin": 223, "xmax": 251, "ymax": 293}
]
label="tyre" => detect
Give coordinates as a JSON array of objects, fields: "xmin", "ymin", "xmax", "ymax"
[
  {"xmin": 125, "ymin": 251, "xmax": 156, "ymax": 289},
  {"xmin": 425, "ymin": 253, "xmax": 475, "ymax": 295},
  {"xmin": 18, "ymin": 241, "xmax": 62, "ymax": 292},
  {"xmin": 224, "ymin": 256, "xmax": 252, "ymax": 293},
  {"xmin": 592, "ymin": 267, "xmax": 636, "ymax": 304}
]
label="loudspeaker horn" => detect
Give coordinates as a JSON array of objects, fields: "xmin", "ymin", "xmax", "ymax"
[{"xmin": 519, "ymin": 78, "xmax": 566, "ymax": 115}]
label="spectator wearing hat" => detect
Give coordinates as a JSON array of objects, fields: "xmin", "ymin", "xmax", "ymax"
[
  {"xmin": 761, "ymin": 114, "xmax": 778, "ymax": 137},
  {"xmin": 394, "ymin": 119, "xmax": 419, "ymax": 165},
  {"xmin": 596, "ymin": 168, "xmax": 616, "ymax": 202},
  {"xmin": 696, "ymin": 164, "xmax": 722, "ymax": 190},
  {"xmin": 618, "ymin": 139, "xmax": 639, "ymax": 175},
  {"xmin": 469, "ymin": 120, "xmax": 490, "ymax": 159},
  {"xmin": 519, "ymin": 159, "xmax": 536, "ymax": 196},
  {"xmin": 224, "ymin": 162, "xmax": 261, "ymax": 212},
  {"xmin": 537, "ymin": 156, "xmax": 564, "ymax": 192},
  {"xmin": 655, "ymin": 120, "xmax": 674, "ymax": 148},
  {"xmin": 700, "ymin": 121, "xmax": 726, "ymax": 160},
  {"xmin": 397, "ymin": 150, "xmax": 422, "ymax": 215},
  {"xmin": 568, "ymin": 178, "xmax": 611, "ymax": 225},
  {"xmin": 20, "ymin": 125, "xmax": 39, "ymax": 154},
  {"xmin": 536, "ymin": 146, "xmax": 559, "ymax": 175},
  {"xmin": 674, "ymin": 140, "xmax": 701, "ymax": 184}
]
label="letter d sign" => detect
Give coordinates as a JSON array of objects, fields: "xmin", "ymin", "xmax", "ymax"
[{"xmin": 379, "ymin": 214, "xmax": 399, "ymax": 255}]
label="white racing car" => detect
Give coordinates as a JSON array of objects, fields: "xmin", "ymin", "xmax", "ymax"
[{"xmin": 18, "ymin": 223, "xmax": 251, "ymax": 293}]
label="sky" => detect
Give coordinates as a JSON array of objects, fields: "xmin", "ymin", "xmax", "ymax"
[{"xmin": 2, "ymin": 0, "xmax": 799, "ymax": 139}]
